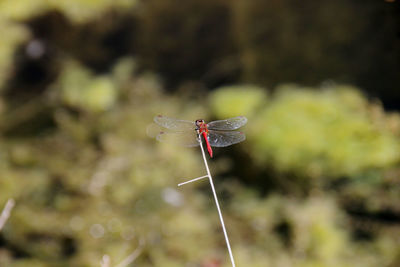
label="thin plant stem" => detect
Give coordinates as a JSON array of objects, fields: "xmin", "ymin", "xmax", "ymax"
[
  {"xmin": 178, "ymin": 175, "xmax": 209, "ymax": 186},
  {"xmin": 115, "ymin": 238, "xmax": 145, "ymax": 267},
  {"xmin": 0, "ymin": 198, "xmax": 15, "ymax": 231},
  {"xmin": 99, "ymin": 239, "xmax": 144, "ymax": 267},
  {"xmin": 198, "ymin": 140, "xmax": 236, "ymax": 267}
]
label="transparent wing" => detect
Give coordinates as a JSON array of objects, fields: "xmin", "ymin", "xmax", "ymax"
[
  {"xmin": 207, "ymin": 130, "xmax": 246, "ymax": 147},
  {"xmin": 156, "ymin": 131, "xmax": 200, "ymax": 147},
  {"xmin": 154, "ymin": 115, "xmax": 195, "ymax": 131},
  {"xmin": 207, "ymin": 116, "xmax": 247, "ymax": 131}
]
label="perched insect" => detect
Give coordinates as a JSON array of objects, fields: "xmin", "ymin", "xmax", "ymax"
[{"xmin": 152, "ymin": 115, "xmax": 247, "ymax": 158}]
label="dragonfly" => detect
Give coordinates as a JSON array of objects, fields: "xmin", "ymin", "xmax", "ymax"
[{"xmin": 152, "ymin": 115, "xmax": 247, "ymax": 158}]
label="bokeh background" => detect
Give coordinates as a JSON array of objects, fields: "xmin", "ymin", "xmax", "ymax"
[{"xmin": 0, "ymin": 0, "xmax": 400, "ymax": 266}]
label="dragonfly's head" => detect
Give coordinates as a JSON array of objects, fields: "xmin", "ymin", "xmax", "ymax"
[{"xmin": 195, "ymin": 119, "xmax": 205, "ymax": 128}]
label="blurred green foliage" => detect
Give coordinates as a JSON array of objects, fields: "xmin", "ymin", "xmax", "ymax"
[
  {"xmin": 0, "ymin": 0, "xmax": 399, "ymax": 267},
  {"xmin": 211, "ymin": 84, "xmax": 400, "ymax": 182},
  {"xmin": 210, "ymin": 85, "xmax": 267, "ymax": 118},
  {"xmin": 57, "ymin": 60, "xmax": 117, "ymax": 112},
  {"xmin": 239, "ymin": 85, "xmax": 399, "ymax": 178},
  {"xmin": 1, "ymin": 58, "xmax": 211, "ymax": 266}
]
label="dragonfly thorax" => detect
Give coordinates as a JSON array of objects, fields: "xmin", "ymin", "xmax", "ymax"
[{"xmin": 195, "ymin": 119, "xmax": 208, "ymax": 134}]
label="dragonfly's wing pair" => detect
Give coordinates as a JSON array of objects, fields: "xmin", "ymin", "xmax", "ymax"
[
  {"xmin": 204, "ymin": 116, "xmax": 247, "ymax": 147},
  {"xmin": 154, "ymin": 115, "xmax": 199, "ymax": 147}
]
